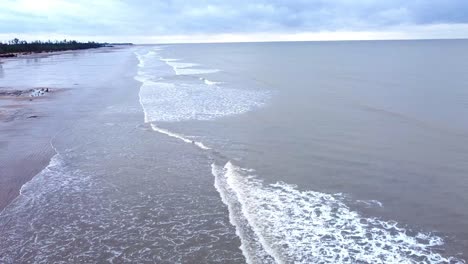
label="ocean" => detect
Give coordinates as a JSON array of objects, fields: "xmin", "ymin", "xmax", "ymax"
[{"xmin": 1, "ymin": 40, "xmax": 467, "ymax": 263}]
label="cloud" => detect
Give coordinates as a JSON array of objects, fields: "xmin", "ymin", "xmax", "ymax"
[{"xmin": 1, "ymin": 0, "xmax": 468, "ymax": 42}]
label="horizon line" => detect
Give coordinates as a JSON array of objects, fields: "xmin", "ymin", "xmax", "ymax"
[{"xmin": 137, "ymin": 37, "xmax": 468, "ymax": 45}]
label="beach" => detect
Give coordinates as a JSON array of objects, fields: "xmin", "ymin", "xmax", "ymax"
[
  {"xmin": 0, "ymin": 48, "xmax": 124, "ymax": 211},
  {"xmin": 0, "ymin": 84, "xmax": 66, "ymax": 210},
  {"xmin": 1, "ymin": 41, "xmax": 467, "ymax": 263},
  {"xmin": 0, "ymin": 100, "xmax": 55, "ymax": 210}
]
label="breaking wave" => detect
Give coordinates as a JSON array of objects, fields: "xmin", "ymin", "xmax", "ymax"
[
  {"xmin": 161, "ymin": 58, "xmax": 220, "ymax": 75},
  {"xmin": 212, "ymin": 162, "xmax": 463, "ymax": 264}
]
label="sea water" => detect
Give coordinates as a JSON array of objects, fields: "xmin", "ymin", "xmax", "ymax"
[{"xmin": 1, "ymin": 41, "xmax": 468, "ymax": 263}]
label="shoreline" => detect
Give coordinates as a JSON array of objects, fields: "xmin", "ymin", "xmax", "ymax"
[
  {"xmin": 0, "ymin": 45, "xmax": 130, "ymax": 63},
  {"xmin": 0, "ymin": 40, "xmax": 110, "ymax": 58},
  {"xmin": 0, "ymin": 47, "xmax": 95, "ymax": 59},
  {"xmin": 0, "ymin": 48, "xmax": 103, "ymax": 59},
  {"xmin": 0, "ymin": 48, "xmax": 96, "ymax": 61},
  {"xmin": 0, "ymin": 46, "xmax": 136, "ymax": 211},
  {"xmin": 0, "ymin": 43, "xmax": 133, "ymax": 59},
  {"xmin": 0, "ymin": 48, "xmax": 118, "ymax": 211},
  {"xmin": 0, "ymin": 89, "xmax": 58, "ymax": 211}
]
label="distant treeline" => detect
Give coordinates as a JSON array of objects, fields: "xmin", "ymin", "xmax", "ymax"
[{"xmin": 0, "ymin": 38, "xmax": 112, "ymax": 56}]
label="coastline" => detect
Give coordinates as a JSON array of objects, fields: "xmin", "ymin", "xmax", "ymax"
[
  {"xmin": 0, "ymin": 42, "xmax": 133, "ymax": 59},
  {"xmin": 0, "ymin": 46, "xmax": 131, "ymax": 211},
  {"xmin": 0, "ymin": 82, "xmax": 65, "ymax": 211},
  {"xmin": 0, "ymin": 48, "xmax": 103, "ymax": 59},
  {"xmin": 0, "ymin": 40, "xmax": 112, "ymax": 58},
  {"xmin": 0, "ymin": 53, "xmax": 68, "ymax": 212},
  {"xmin": 0, "ymin": 94, "xmax": 57, "ymax": 211}
]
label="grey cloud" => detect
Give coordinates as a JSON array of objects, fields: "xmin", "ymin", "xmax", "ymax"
[{"xmin": 1, "ymin": 0, "xmax": 468, "ymax": 36}]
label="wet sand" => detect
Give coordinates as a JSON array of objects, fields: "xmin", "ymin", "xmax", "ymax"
[
  {"xmin": 0, "ymin": 47, "xmax": 127, "ymax": 211},
  {"xmin": 0, "ymin": 92, "xmax": 57, "ymax": 210}
]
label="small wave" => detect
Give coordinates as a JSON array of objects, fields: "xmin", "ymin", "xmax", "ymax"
[
  {"xmin": 212, "ymin": 164, "xmax": 276, "ymax": 264},
  {"xmin": 356, "ymin": 199, "xmax": 383, "ymax": 208},
  {"xmin": 200, "ymin": 77, "xmax": 222, "ymax": 86},
  {"xmin": 160, "ymin": 58, "xmax": 179, "ymax": 62},
  {"xmin": 160, "ymin": 56, "xmax": 219, "ymax": 75},
  {"xmin": 166, "ymin": 61, "xmax": 199, "ymax": 69},
  {"xmin": 150, "ymin": 124, "xmax": 210, "ymax": 150},
  {"xmin": 212, "ymin": 161, "xmax": 463, "ymax": 264},
  {"xmin": 135, "ymin": 51, "xmax": 158, "ymax": 68},
  {"xmin": 175, "ymin": 68, "xmax": 220, "ymax": 76},
  {"xmin": 18, "ymin": 154, "xmax": 63, "ymax": 196}
]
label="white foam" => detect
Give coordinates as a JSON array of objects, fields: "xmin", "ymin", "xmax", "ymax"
[
  {"xmin": 167, "ymin": 61, "xmax": 199, "ymax": 69},
  {"xmin": 212, "ymin": 164, "xmax": 276, "ymax": 264},
  {"xmin": 160, "ymin": 57, "xmax": 220, "ymax": 75},
  {"xmin": 18, "ymin": 154, "xmax": 63, "ymax": 196},
  {"xmin": 137, "ymin": 80, "xmax": 268, "ymax": 122},
  {"xmin": 200, "ymin": 77, "xmax": 222, "ymax": 86},
  {"xmin": 150, "ymin": 124, "xmax": 210, "ymax": 150},
  {"xmin": 135, "ymin": 51, "xmax": 158, "ymax": 68},
  {"xmin": 212, "ymin": 161, "xmax": 463, "ymax": 264},
  {"xmin": 176, "ymin": 67, "xmax": 220, "ymax": 76},
  {"xmin": 136, "ymin": 50, "xmax": 267, "ymax": 123},
  {"xmin": 160, "ymin": 58, "xmax": 179, "ymax": 62},
  {"xmin": 356, "ymin": 199, "xmax": 383, "ymax": 208}
]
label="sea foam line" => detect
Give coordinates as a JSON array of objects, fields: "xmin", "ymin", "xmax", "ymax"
[
  {"xmin": 135, "ymin": 50, "xmax": 211, "ymax": 151},
  {"xmin": 200, "ymin": 77, "xmax": 222, "ymax": 86},
  {"xmin": 150, "ymin": 124, "xmax": 210, "ymax": 150},
  {"xmin": 160, "ymin": 57, "xmax": 220, "ymax": 75},
  {"xmin": 212, "ymin": 163, "xmax": 278, "ymax": 264}
]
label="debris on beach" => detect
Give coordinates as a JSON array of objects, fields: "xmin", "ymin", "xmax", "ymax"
[
  {"xmin": 29, "ymin": 88, "xmax": 49, "ymax": 97},
  {"xmin": 0, "ymin": 87, "xmax": 51, "ymax": 98}
]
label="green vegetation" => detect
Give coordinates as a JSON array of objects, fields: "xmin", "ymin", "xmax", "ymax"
[{"xmin": 0, "ymin": 38, "xmax": 108, "ymax": 56}]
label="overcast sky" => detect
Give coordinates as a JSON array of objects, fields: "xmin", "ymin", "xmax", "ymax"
[{"xmin": 1, "ymin": 0, "xmax": 468, "ymax": 43}]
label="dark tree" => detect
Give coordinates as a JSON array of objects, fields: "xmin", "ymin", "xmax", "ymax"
[{"xmin": 0, "ymin": 38, "xmax": 110, "ymax": 56}]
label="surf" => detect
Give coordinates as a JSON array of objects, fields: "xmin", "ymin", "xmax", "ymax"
[
  {"xmin": 212, "ymin": 161, "xmax": 461, "ymax": 264},
  {"xmin": 134, "ymin": 46, "xmax": 464, "ymax": 264}
]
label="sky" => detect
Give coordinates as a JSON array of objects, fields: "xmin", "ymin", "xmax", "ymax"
[{"xmin": 1, "ymin": 0, "xmax": 468, "ymax": 43}]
